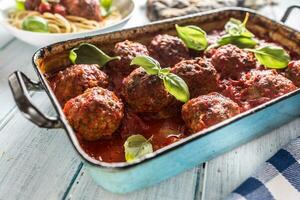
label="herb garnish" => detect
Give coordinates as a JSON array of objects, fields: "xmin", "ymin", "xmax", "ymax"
[
  {"xmin": 216, "ymin": 13, "xmax": 258, "ymax": 49},
  {"xmin": 224, "ymin": 13, "xmax": 254, "ymax": 38},
  {"xmin": 124, "ymin": 134, "xmax": 153, "ymax": 162},
  {"xmin": 69, "ymin": 43, "xmax": 119, "ymax": 67},
  {"xmin": 22, "ymin": 16, "xmax": 49, "ymax": 33},
  {"xmin": 100, "ymin": 0, "xmax": 113, "ymax": 17},
  {"xmin": 131, "ymin": 56, "xmax": 190, "ymax": 103},
  {"xmin": 246, "ymin": 46, "xmax": 290, "ymax": 69},
  {"xmin": 175, "ymin": 24, "xmax": 208, "ymax": 51}
]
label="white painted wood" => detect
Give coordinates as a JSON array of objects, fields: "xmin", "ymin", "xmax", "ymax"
[
  {"xmin": 201, "ymin": 118, "xmax": 300, "ymax": 200},
  {"xmin": 0, "ymin": 26, "xmax": 14, "ymax": 48},
  {"xmin": 66, "ymin": 166, "xmax": 201, "ymax": 200},
  {"xmin": 0, "ymin": 40, "xmax": 39, "ymax": 121},
  {"xmin": 0, "ymin": 92, "xmax": 82, "ymax": 200}
]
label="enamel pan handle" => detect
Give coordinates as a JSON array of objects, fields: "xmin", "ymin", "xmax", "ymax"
[
  {"xmin": 8, "ymin": 71, "xmax": 63, "ymax": 128},
  {"xmin": 281, "ymin": 5, "xmax": 300, "ymax": 23}
]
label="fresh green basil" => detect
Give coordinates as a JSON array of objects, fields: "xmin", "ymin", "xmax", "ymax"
[
  {"xmin": 16, "ymin": 0, "xmax": 25, "ymax": 10},
  {"xmin": 217, "ymin": 34, "xmax": 258, "ymax": 49},
  {"xmin": 159, "ymin": 68, "xmax": 171, "ymax": 75},
  {"xmin": 217, "ymin": 13, "xmax": 257, "ymax": 49},
  {"xmin": 101, "ymin": 0, "xmax": 112, "ymax": 11},
  {"xmin": 131, "ymin": 56, "xmax": 190, "ymax": 103},
  {"xmin": 22, "ymin": 16, "xmax": 49, "ymax": 33},
  {"xmin": 130, "ymin": 56, "xmax": 161, "ymax": 75},
  {"xmin": 225, "ymin": 13, "xmax": 254, "ymax": 38},
  {"xmin": 124, "ymin": 134, "xmax": 153, "ymax": 162},
  {"xmin": 246, "ymin": 46, "xmax": 290, "ymax": 69},
  {"xmin": 175, "ymin": 24, "xmax": 208, "ymax": 51},
  {"xmin": 163, "ymin": 73, "xmax": 190, "ymax": 103},
  {"xmin": 69, "ymin": 43, "xmax": 119, "ymax": 67},
  {"xmin": 100, "ymin": 0, "xmax": 113, "ymax": 16}
]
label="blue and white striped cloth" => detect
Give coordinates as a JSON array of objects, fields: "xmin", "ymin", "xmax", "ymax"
[{"xmin": 226, "ymin": 138, "xmax": 300, "ymax": 200}]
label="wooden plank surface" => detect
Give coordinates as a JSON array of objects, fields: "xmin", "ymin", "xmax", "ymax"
[
  {"xmin": 0, "ymin": 92, "xmax": 82, "ymax": 200},
  {"xmin": 66, "ymin": 166, "xmax": 203, "ymax": 200},
  {"xmin": 0, "ymin": 40, "xmax": 39, "ymax": 121}
]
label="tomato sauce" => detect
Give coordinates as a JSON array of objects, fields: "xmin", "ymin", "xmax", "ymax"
[{"xmin": 77, "ymin": 116, "xmax": 186, "ymax": 162}]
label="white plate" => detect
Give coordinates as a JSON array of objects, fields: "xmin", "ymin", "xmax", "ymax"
[{"xmin": 0, "ymin": 0, "xmax": 135, "ymax": 47}]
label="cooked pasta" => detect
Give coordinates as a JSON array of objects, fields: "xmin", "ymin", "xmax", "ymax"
[{"xmin": 7, "ymin": 9, "xmax": 122, "ymax": 33}]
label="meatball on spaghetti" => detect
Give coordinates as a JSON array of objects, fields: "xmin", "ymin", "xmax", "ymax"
[
  {"xmin": 182, "ymin": 92, "xmax": 240, "ymax": 133},
  {"xmin": 171, "ymin": 57, "xmax": 219, "ymax": 98},
  {"xmin": 63, "ymin": 87, "xmax": 124, "ymax": 141},
  {"xmin": 49, "ymin": 64, "xmax": 108, "ymax": 105},
  {"xmin": 148, "ymin": 34, "xmax": 189, "ymax": 67},
  {"xmin": 211, "ymin": 44, "xmax": 256, "ymax": 79},
  {"xmin": 109, "ymin": 40, "xmax": 150, "ymax": 75},
  {"xmin": 122, "ymin": 67, "xmax": 174, "ymax": 113}
]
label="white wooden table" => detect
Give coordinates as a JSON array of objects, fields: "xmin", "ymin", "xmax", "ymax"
[{"xmin": 1, "ymin": 1, "xmax": 300, "ymax": 199}]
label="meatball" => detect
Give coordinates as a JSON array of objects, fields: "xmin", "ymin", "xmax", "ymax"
[
  {"xmin": 49, "ymin": 64, "xmax": 108, "ymax": 106},
  {"xmin": 284, "ymin": 60, "xmax": 300, "ymax": 87},
  {"xmin": 61, "ymin": 0, "xmax": 102, "ymax": 21},
  {"xmin": 122, "ymin": 67, "xmax": 174, "ymax": 113},
  {"xmin": 109, "ymin": 40, "xmax": 150, "ymax": 75},
  {"xmin": 148, "ymin": 34, "xmax": 189, "ymax": 67},
  {"xmin": 25, "ymin": 0, "xmax": 41, "ymax": 10},
  {"xmin": 211, "ymin": 44, "xmax": 256, "ymax": 79},
  {"xmin": 182, "ymin": 92, "xmax": 240, "ymax": 133},
  {"xmin": 228, "ymin": 70, "xmax": 297, "ymax": 109},
  {"xmin": 63, "ymin": 87, "xmax": 124, "ymax": 141},
  {"xmin": 171, "ymin": 57, "xmax": 219, "ymax": 98}
]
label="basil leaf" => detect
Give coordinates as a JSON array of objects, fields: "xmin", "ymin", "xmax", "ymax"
[
  {"xmin": 124, "ymin": 134, "xmax": 153, "ymax": 162},
  {"xmin": 69, "ymin": 43, "xmax": 119, "ymax": 67},
  {"xmin": 101, "ymin": 0, "xmax": 112, "ymax": 12},
  {"xmin": 217, "ymin": 34, "xmax": 258, "ymax": 49},
  {"xmin": 175, "ymin": 24, "xmax": 208, "ymax": 51},
  {"xmin": 163, "ymin": 73, "xmax": 190, "ymax": 103},
  {"xmin": 16, "ymin": 0, "xmax": 25, "ymax": 10},
  {"xmin": 225, "ymin": 13, "xmax": 254, "ymax": 38},
  {"xmin": 131, "ymin": 55, "xmax": 190, "ymax": 102},
  {"xmin": 159, "ymin": 68, "xmax": 170, "ymax": 75},
  {"xmin": 22, "ymin": 16, "xmax": 49, "ymax": 33},
  {"xmin": 246, "ymin": 46, "xmax": 290, "ymax": 69},
  {"xmin": 131, "ymin": 56, "xmax": 161, "ymax": 75}
]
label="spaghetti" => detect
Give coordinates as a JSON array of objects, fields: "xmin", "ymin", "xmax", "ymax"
[{"xmin": 7, "ymin": 9, "xmax": 122, "ymax": 33}]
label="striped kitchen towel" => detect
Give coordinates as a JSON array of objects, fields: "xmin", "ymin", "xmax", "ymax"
[{"xmin": 226, "ymin": 137, "xmax": 300, "ymax": 200}]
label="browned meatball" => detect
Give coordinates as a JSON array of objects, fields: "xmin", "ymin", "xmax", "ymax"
[
  {"xmin": 148, "ymin": 34, "xmax": 189, "ymax": 67},
  {"xmin": 171, "ymin": 57, "xmax": 219, "ymax": 98},
  {"xmin": 109, "ymin": 40, "xmax": 150, "ymax": 75},
  {"xmin": 122, "ymin": 67, "xmax": 174, "ymax": 113},
  {"xmin": 284, "ymin": 60, "xmax": 300, "ymax": 87},
  {"xmin": 63, "ymin": 87, "xmax": 124, "ymax": 141},
  {"xmin": 49, "ymin": 64, "xmax": 108, "ymax": 106},
  {"xmin": 211, "ymin": 44, "xmax": 256, "ymax": 79},
  {"xmin": 228, "ymin": 70, "xmax": 297, "ymax": 109},
  {"xmin": 25, "ymin": 0, "xmax": 41, "ymax": 10},
  {"xmin": 182, "ymin": 92, "xmax": 240, "ymax": 133},
  {"xmin": 61, "ymin": 0, "xmax": 102, "ymax": 21}
]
